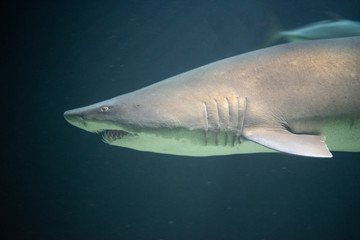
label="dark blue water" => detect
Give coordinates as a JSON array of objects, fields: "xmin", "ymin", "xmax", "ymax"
[{"xmin": 3, "ymin": 0, "xmax": 360, "ymax": 239}]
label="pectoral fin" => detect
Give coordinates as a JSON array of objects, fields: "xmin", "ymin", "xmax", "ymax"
[{"xmin": 244, "ymin": 128, "xmax": 332, "ymax": 158}]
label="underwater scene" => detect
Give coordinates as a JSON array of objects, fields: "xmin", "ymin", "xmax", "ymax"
[{"xmin": 4, "ymin": 0, "xmax": 360, "ymax": 239}]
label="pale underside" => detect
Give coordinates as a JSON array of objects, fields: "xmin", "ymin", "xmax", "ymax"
[{"xmin": 104, "ymin": 117, "xmax": 360, "ymax": 157}]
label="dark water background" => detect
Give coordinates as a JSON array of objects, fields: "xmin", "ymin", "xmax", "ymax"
[{"xmin": 3, "ymin": 0, "xmax": 360, "ymax": 239}]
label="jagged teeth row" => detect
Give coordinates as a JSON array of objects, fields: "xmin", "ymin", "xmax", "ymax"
[{"xmin": 102, "ymin": 130, "xmax": 128, "ymax": 143}]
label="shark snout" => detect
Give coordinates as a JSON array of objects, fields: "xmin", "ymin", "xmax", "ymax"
[{"xmin": 64, "ymin": 110, "xmax": 87, "ymax": 128}]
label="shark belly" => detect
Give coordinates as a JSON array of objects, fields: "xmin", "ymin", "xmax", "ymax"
[
  {"xmin": 289, "ymin": 116, "xmax": 360, "ymax": 152},
  {"xmin": 106, "ymin": 116, "xmax": 360, "ymax": 156},
  {"xmin": 106, "ymin": 128, "xmax": 276, "ymax": 156}
]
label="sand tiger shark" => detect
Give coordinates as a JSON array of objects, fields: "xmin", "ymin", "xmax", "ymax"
[{"xmin": 64, "ymin": 37, "xmax": 360, "ymax": 158}]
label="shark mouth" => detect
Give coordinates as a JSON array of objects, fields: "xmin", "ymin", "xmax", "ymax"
[{"xmin": 101, "ymin": 130, "xmax": 132, "ymax": 143}]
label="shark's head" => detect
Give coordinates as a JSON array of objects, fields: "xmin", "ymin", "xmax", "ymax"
[
  {"xmin": 63, "ymin": 86, "xmax": 226, "ymax": 156},
  {"xmin": 64, "ymin": 95, "xmax": 135, "ymax": 141},
  {"xmin": 64, "ymin": 91, "xmax": 181, "ymax": 142}
]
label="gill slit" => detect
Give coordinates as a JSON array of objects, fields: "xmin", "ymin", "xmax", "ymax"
[
  {"xmin": 214, "ymin": 99, "xmax": 220, "ymax": 146},
  {"xmin": 203, "ymin": 102, "xmax": 209, "ymax": 145},
  {"xmin": 236, "ymin": 97, "xmax": 247, "ymax": 143},
  {"xmin": 225, "ymin": 97, "xmax": 231, "ymax": 146}
]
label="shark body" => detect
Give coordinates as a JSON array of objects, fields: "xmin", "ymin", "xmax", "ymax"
[{"xmin": 64, "ymin": 37, "xmax": 360, "ymax": 158}]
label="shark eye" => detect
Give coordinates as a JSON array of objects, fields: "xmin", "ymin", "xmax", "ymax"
[{"xmin": 100, "ymin": 106, "xmax": 110, "ymax": 112}]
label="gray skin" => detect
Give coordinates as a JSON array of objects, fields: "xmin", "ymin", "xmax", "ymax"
[{"xmin": 64, "ymin": 37, "xmax": 360, "ymax": 158}]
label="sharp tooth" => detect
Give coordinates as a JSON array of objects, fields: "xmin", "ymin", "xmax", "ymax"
[{"xmin": 101, "ymin": 130, "xmax": 134, "ymax": 143}]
